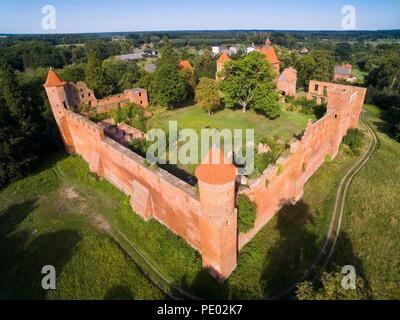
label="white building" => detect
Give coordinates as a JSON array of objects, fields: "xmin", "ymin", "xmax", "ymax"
[
  {"xmin": 246, "ymin": 46, "xmax": 255, "ymax": 54},
  {"xmin": 229, "ymin": 46, "xmax": 238, "ymax": 54},
  {"xmin": 211, "ymin": 46, "xmax": 221, "ymax": 55}
]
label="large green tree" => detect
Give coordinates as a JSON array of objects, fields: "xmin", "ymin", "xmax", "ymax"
[
  {"xmin": 195, "ymin": 77, "xmax": 220, "ymax": 115},
  {"xmin": 156, "ymin": 36, "xmax": 179, "ymax": 67},
  {"xmin": 194, "ymin": 48, "xmax": 216, "ymax": 79},
  {"xmin": 0, "ymin": 59, "xmax": 42, "ymax": 187},
  {"xmin": 85, "ymin": 50, "xmax": 112, "ymax": 98},
  {"xmin": 151, "ymin": 64, "xmax": 187, "ymax": 108},
  {"xmin": 220, "ymin": 51, "xmax": 280, "ymax": 118}
]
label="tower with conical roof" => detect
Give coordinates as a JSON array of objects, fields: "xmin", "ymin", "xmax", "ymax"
[
  {"xmin": 43, "ymin": 68, "xmax": 75, "ymax": 153},
  {"xmin": 195, "ymin": 147, "xmax": 238, "ymax": 279}
]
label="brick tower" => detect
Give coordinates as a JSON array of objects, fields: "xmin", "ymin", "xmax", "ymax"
[
  {"xmin": 43, "ymin": 69, "xmax": 75, "ymax": 153},
  {"xmin": 195, "ymin": 147, "xmax": 238, "ymax": 279}
]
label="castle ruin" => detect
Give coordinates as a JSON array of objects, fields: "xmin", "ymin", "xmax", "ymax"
[{"xmin": 44, "ymin": 69, "xmax": 366, "ymax": 280}]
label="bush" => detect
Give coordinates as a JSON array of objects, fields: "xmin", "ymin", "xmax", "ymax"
[
  {"xmin": 254, "ymin": 151, "xmax": 275, "ymax": 173},
  {"xmin": 343, "ymin": 128, "xmax": 364, "ymax": 155},
  {"xmin": 237, "ymin": 194, "xmax": 257, "ymax": 233},
  {"xmin": 112, "ymin": 103, "xmax": 147, "ymax": 131}
]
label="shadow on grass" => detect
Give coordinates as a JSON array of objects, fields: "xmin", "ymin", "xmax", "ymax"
[
  {"xmin": 0, "ymin": 199, "xmax": 82, "ymax": 299},
  {"xmin": 103, "ymin": 285, "xmax": 134, "ymax": 300},
  {"xmin": 183, "ymin": 199, "xmax": 370, "ymax": 299},
  {"xmin": 260, "ymin": 200, "xmax": 370, "ymax": 299}
]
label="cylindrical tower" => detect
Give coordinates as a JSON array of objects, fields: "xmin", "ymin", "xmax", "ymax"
[{"xmin": 195, "ymin": 147, "xmax": 237, "ymax": 280}]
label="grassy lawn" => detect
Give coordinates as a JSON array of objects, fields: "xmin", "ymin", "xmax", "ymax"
[
  {"xmin": 147, "ymin": 104, "xmax": 313, "ymax": 175},
  {"xmin": 1, "ymin": 106, "xmax": 398, "ymax": 299},
  {"xmin": 352, "ymin": 68, "xmax": 367, "ymax": 84},
  {"xmin": 330, "ymin": 109, "xmax": 400, "ymax": 299},
  {"xmin": 148, "ymin": 104, "xmax": 313, "ymax": 143}
]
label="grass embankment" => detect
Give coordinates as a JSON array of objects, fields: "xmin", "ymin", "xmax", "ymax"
[
  {"xmin": 0, "ymin": 156, "xmax": 164, "ymax": 299},
  {"xmin": 330, "ymin": 109, "xmax": 400, "ymax": 299}
]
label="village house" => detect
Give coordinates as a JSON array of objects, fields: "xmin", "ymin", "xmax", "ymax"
[
  {"xmin": 255, "ymin": 38, "xmax": 280, "ymax": 74},
  {"xmin": 179, "ymin": 60, "xmax": 195, "ymax": 72},
  {"xmin": 334, "ymin": 64, "xmax": 357, "ymax": 83},
  {"xmin": 211, "ymin": 46, "xmax": 221, "ymax": 55},
  {"xmin": 216, "ymin": 52, "xmax": 231, "ymax": 80}
]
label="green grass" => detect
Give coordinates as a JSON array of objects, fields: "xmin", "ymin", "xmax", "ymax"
[
  {"xmin": 330, "ymin": 109, "xmax": 400, "ymax": 299},
  {"xmin": 0, "ymin": 155, "xmax": 164, "ymax": 300},
  {"xmin": 351, "ymin": 68, "xmax": 367, "ymax": 84},
  {"xmin": 1, "ymin": 106, "xmax": 398, "ymax": 299},
  {"xmin": 147, "ymin": 104, "xmax": 313, "ymax": 175},
  {"xmin": 148, "ymin": 104, "xmax": 313, "ymax": 143}
]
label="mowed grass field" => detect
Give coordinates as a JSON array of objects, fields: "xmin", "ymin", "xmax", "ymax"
[
  {"xmin": 148, "ymin": 104, "xmax": 313, "ymax": 143},
  {"xmin": 0, "ymin": 105, "xmax": 398, "ymax": 299}
]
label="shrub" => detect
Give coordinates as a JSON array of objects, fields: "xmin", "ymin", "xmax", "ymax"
[
  {"xmin": 277, "ymin": 164, "xmax": 284, "ymax": 175},
  {"xmin": 343, "ymin": 128, "xmax": 364, "ymax": 155},
  {"xmin": 237, "ymin": 195, "xmax": 257, "ymax": 233},
  {"xmin": 254, "ymin": 151, "xmax": 275, "ymax": 173}
]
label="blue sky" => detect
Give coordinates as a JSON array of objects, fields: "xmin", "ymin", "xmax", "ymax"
[{"xmin": 0, "ymin": 0, "xmax": 399, "ymax": 34}]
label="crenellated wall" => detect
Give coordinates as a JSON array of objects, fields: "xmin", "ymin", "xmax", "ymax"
[{"xmin": 239, "ymin": 83, "xmax": 367, "ymax": 248}]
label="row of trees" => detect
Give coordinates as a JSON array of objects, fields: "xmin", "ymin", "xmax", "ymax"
[{"xmin": 0, "ymin": 58, "xmax": 60, "ymax": 187}]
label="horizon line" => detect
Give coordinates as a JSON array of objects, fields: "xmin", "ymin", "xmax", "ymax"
[{"xmin": 2, "ymin": 28, "xmax": 400, "ymax": 36}]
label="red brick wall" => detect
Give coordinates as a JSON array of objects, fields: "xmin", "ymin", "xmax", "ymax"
[{"xmin": 239, "ymin": 82, "xmax": 366, "ymax": 248}]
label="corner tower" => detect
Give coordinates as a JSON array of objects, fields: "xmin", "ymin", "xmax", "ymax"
[
  {"xmin": 43, "ymin": 69, "xmax": 75, "ymax": 153},
  {"xmin": 195, "ymin": 147, "xmax": 238, "ymax": 279}
]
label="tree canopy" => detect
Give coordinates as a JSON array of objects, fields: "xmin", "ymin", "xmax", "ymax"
[
  {"xmin": 220, "ymin": 51, "xmax": 280, "ymax": 118},
  {"xmin": 195, "ymin": 77, "xmax": 220, "ymax": 115},
  {"xmin": 85, "ymin": 50, "xmax": 112, "ymax": 98},
  {"xmin": 150, "ymin": 64, "xmax": 187, "ymax": 108}
]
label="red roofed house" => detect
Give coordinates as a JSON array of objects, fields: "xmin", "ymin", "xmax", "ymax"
[
  {"xmin": 216, "ymin": 52, "xmax": 231, "ymax": 80},
  {"xmin": 256, "ymin": 39, "xmax": 280, "ymax": 74},
  {"xmin": 277, "ymin": 67, "xmax": 298, "ymax": 96},
  {"xmin": 334, "ymin": 64, "xmax": 356, "ymax": 83},
  {"xmin": 179, "ymin": 60, "xmax": 194, "ymax": 72}
]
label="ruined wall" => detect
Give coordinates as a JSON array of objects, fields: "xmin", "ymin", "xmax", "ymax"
[
  {"xmin": 66, "ymin": 81, "xmax": 149, "ymax": 113},
  {"xmin": 239, "ymin": 83, "xmax": 366, "ymax": 248}
]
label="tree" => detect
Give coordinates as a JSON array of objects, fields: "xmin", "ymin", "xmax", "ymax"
[
  {"xmin": 297, "ymin": 271, "xmax": 370, "ymax": 300},
  {"xmin": 334, "ymin": 43, "xmax": 353, "ymax": 62},
  {"xmin": 195, "ymin": 48, "xmax": 216, "ymax": 79},
  {"xmin": 151, "ymin": 64, "xmax": 187, "ymax": 108},
  {"xmin": 237, "ymin": 195, "xmax": 256, "ymax": 233},
  {"xmin": 85, "ymin": 50, "xmax": 112, "ymax": 98},
  {"xmin": 195, "ymin": 77, "xmax": 220, "ymax": 115},
  {"xmin": 103, "ymin": 59, "xmax": 140, "ymax": 92},
  {"xmin": 156, "ymin": 36, "xmax": 179, "ymax": 67},
  {"xmin": 0, "ymin": 59, "xmax": 44, "ymax": 187},
  {"xmin": 220, "ymin": 51, "xmax": 280, "ymax": 118},
  {"xmin": 60, "ymin": 63, "xmax": 85, "ymax": 82}
]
